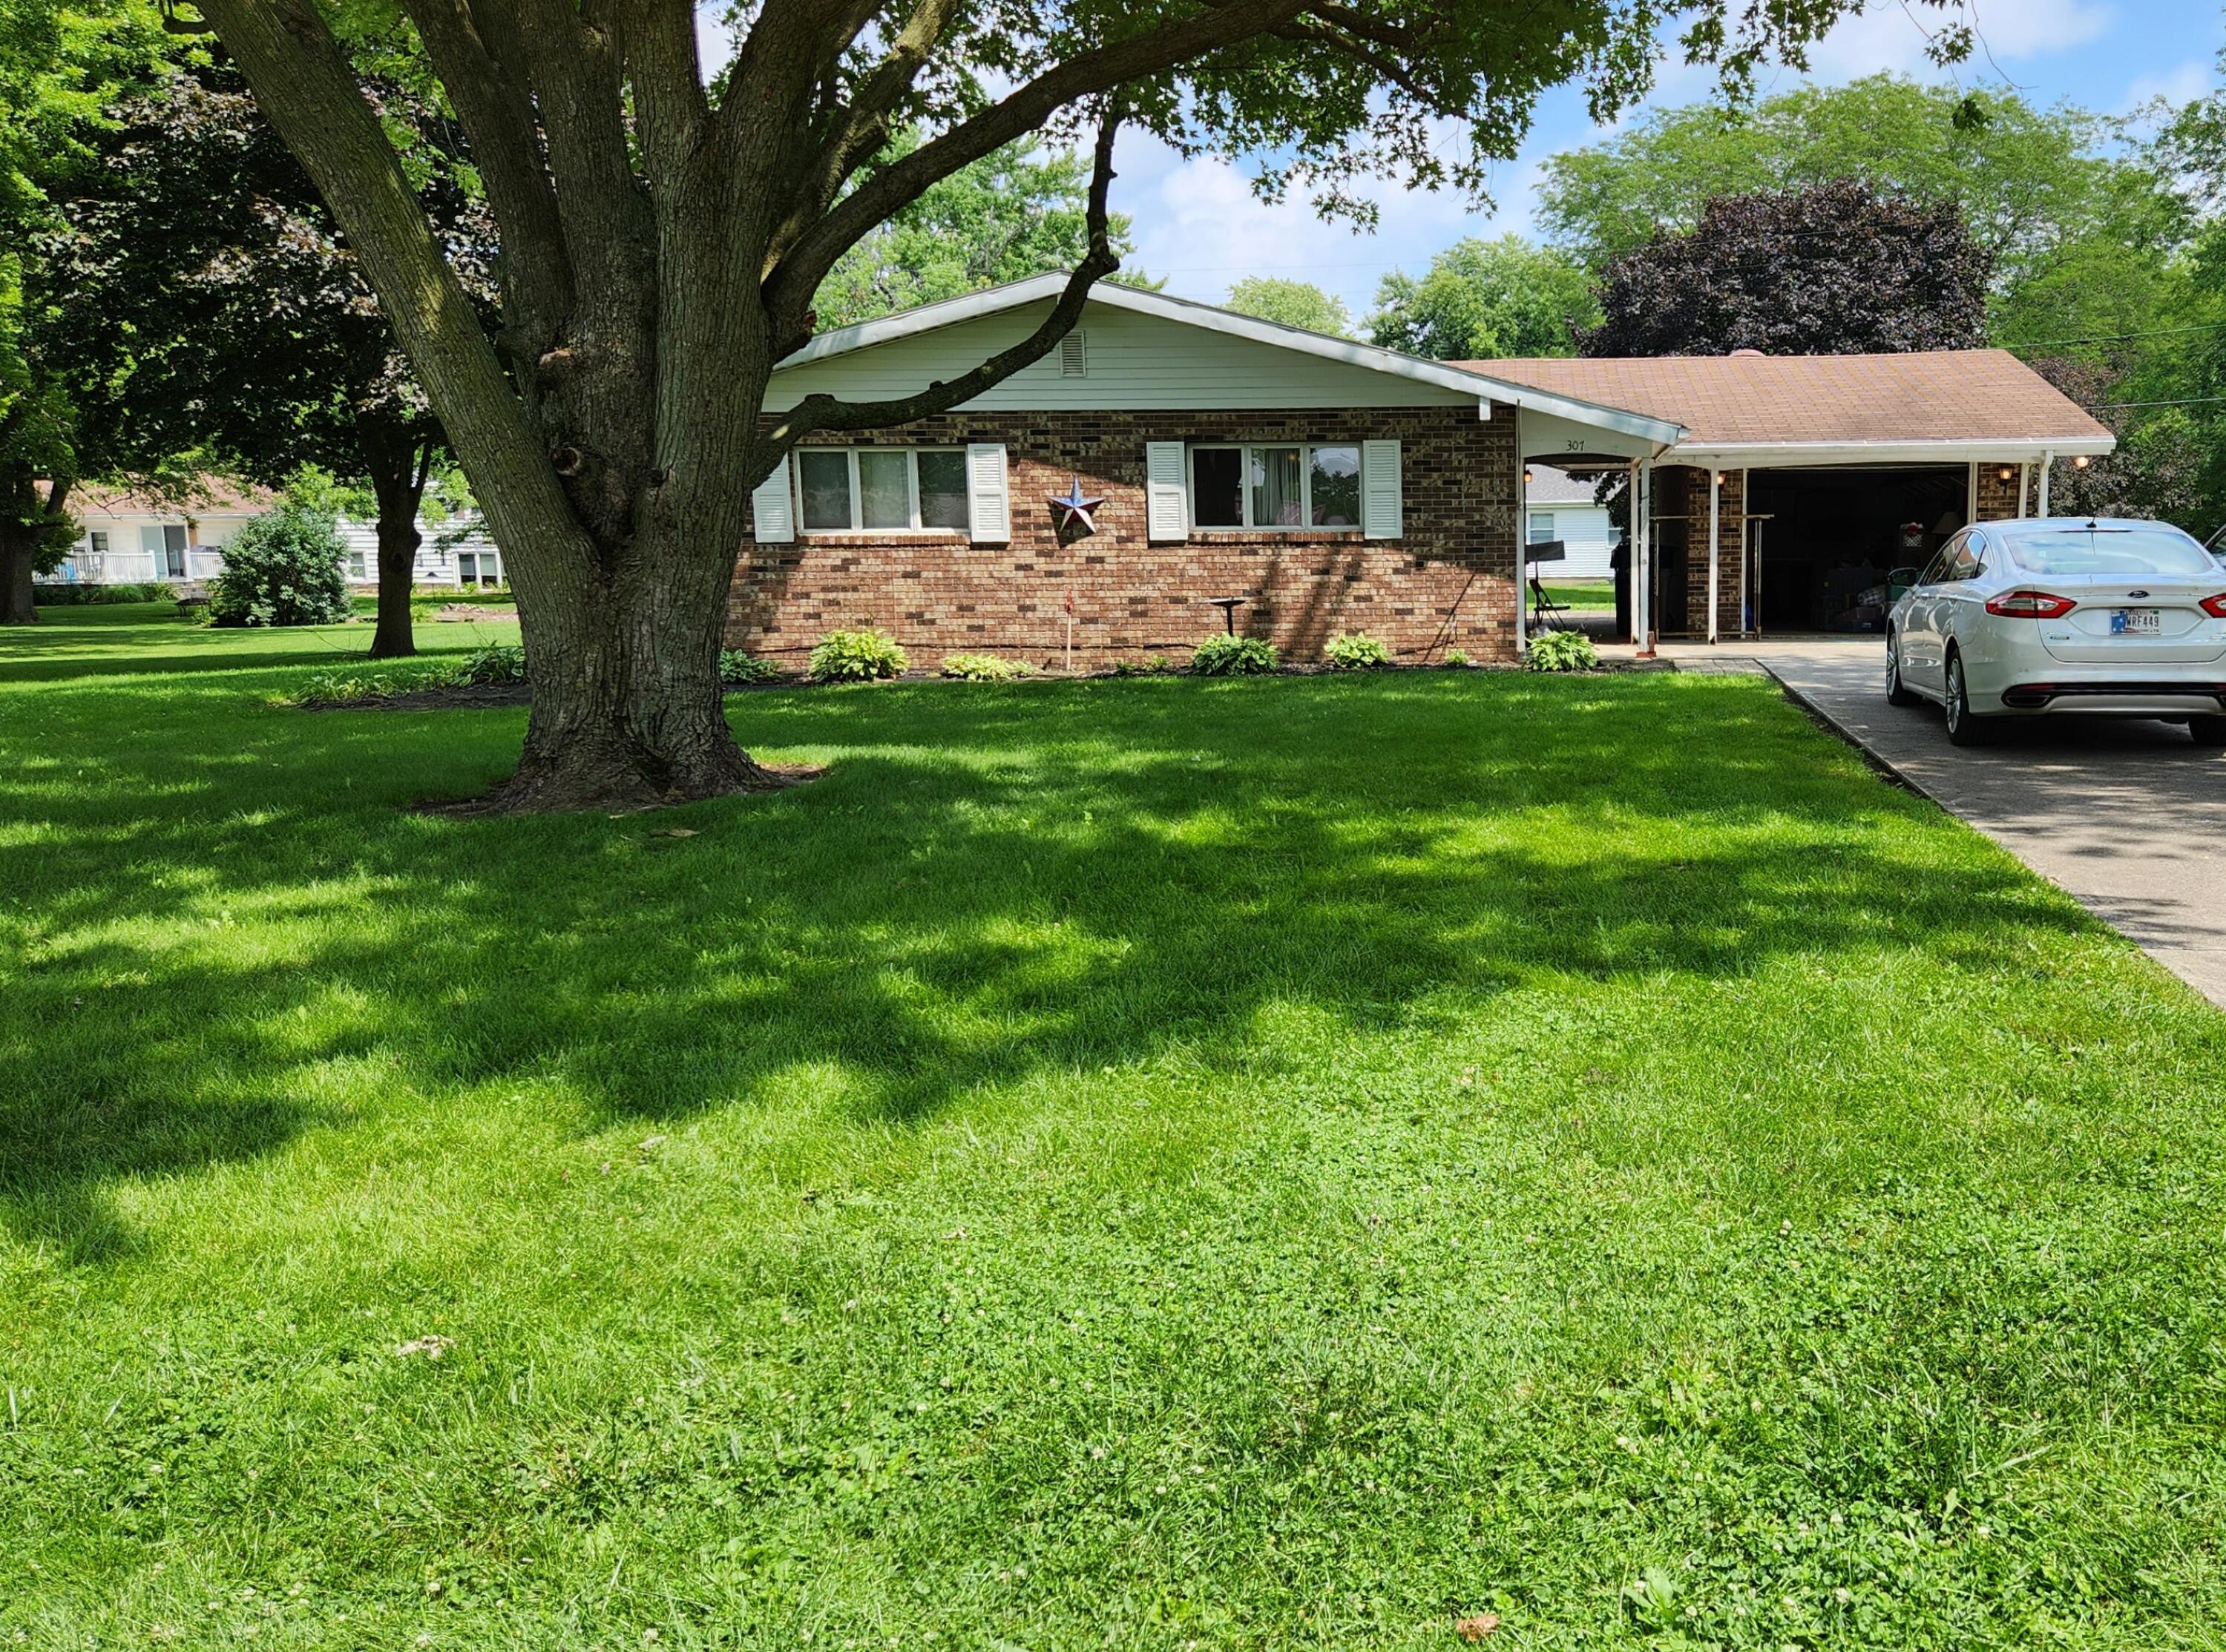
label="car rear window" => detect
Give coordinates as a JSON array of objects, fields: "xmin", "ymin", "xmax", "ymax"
[{"xmin": 2004, "ymin": 527, "xmax": 2217, "ymax": 578}]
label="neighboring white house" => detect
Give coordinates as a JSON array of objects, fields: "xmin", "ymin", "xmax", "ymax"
[
  {"xmin": 1524, "ymin": 464, "xmax": 1620, "ymax": 579},
  {"xmin": 335, "ymin": 516, "xmax": 506, "ymax": 589},
  {"xmin": 49, "ymin": 479, "xmax": 504, "ymax": 590},
  {"xmin": 53, "ymin": 482, "xmax": 272, "ymax": 584}
]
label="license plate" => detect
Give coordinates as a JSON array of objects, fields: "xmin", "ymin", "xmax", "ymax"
[{"xmin": 2111, "ymin": 608, "xmax": 2163, "ymax": 636}]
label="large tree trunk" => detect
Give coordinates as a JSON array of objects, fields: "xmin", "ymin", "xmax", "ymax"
[
  {"xmin": 484, "ymin": 524, "xmax": 781, "ymax": 813},
  {"xmin": 1, "ymin": 527, "xmax": 37, "ymax": 625},
  {"xmin": 197, "ymin": 0, "xmax": 1115, "ymax": 813}
]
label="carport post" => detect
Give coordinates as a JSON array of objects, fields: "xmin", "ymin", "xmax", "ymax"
[
  {"xmin": 1635, "ymin": 460, "xmax": 1652, "ymax": 649},
  {"xmin": 1706, "ymin": 467, "xmax": 1721, "ymax": 644},
  {"xmin": 2038, "ymin": 450, "xmax": 2055, "ymax": 516},
  {"xmin": 1514, "ymin": 455, "xmax": 1528, "ymax": 659}
]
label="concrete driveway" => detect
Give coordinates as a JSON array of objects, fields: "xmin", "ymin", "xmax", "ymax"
[{"xmin": 1636, "ymin": 634, "xmax": 2226, "ymax": 1005}]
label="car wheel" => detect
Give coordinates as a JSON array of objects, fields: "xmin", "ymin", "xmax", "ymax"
[
  {"xmin": 1885, "ymin": 631, "xmax": 1918, "ymax": 706},
  {"xmin": 2190, "ymin": 714, "xmax": 2226, "ymax": 746},
  {"xmin": 1943, "ymin": 650, "xmax": 1994, "ymax": 746}
]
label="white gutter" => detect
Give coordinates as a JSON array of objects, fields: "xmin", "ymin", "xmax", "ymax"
[{"xmin": 1667, "ymin": 436, "xmax": 2114, "ymax": 470}]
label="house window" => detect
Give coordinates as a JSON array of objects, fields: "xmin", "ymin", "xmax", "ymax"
[
  {"xmin": 1190, "ymin": 444, "xmax": 1363, "ymax": 529},
  {"xmin": 347, "ymin": 549, "xmax": 369, "ymax": 581},
  {"xmin": 1528, "ymin": 511, "xmax": 1555, "ymax": 544},
  {"xmin": 796, "ymin": 448, "xmax": 968, "ymax": 532},
  {"xmin": 457, "ymin": 550, "xmax": 502, "ymax": 588},
  {"xmin": 88, "ymin": 530, "xmax": 109, "ymax": 558}
]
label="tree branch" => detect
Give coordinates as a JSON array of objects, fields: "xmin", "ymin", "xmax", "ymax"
[
  {"xmin": 620, "ymin": 0, "xmax": 709, "ymax": 184},
  {"xmin": 762, "ymin": 0, "xmax": 1304, "ymax": 325},
  {"xmin": 766, "ymin": 102, "xmax": 1125, "ymax": 450},
  {"xmin": 398, "ymin": 0, "xmax": 572, "ymax": 352},
  {"xmin": 760, "ymin": 0, "xmax": 970, "ymax": 273}
]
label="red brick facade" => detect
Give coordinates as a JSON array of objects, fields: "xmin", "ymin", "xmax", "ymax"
[
  {"xmin": 1974, "ymin": 461, "xmax": 2023, "ymax": 522},
  {"xmin": 730, "ymin": 405, "xmax": 1522, "ymax": 667}
]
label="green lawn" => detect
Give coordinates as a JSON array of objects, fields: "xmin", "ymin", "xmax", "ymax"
[
  {"xmin": 1541, "ymin": 582, "xmax": 1614, "ymax": 611},
  {"xmin": 4, "ymin": 609, "xmax": 2226, "ymax": 1648}
]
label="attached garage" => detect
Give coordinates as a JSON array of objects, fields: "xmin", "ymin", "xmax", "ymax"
[{"xmin": 1466, "ymin": 350, "xmax": 2115, "ymax": 642}]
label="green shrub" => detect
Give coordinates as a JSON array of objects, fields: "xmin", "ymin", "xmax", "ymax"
[
  {"xmin": 30, "ymin": 582, "xmax": 169, "ymax": 606},
  {"xmin": 282, "ymin": 665, "xmax": 444, "ymax": 708},
  {"xmin": 810, "ymin": 628, "xmax": 908, "ymax": 682},
  {"xmin": 1190, "ymin": 635, "xmax": 1280, "ymax": 677},
  {"xmin": 449, "ymin": 643, "xmax": 528, "ymax": 685},
  {"xmin": 206, "ymin": 505, "xmax": 352, "ymax": 627},
  {"xmin": 1325, "ymin": 631, "xmax": 1392, "ymax": 671},
  {"xmin": 719, "ymin": 649, "xmax": 784, "ymax": 684},
  {"xmin": 1526, "ymin": 630, "xmax": 1600, "ymax": 672},
  {"xmin": 939, "ymin": 651, "xmax": 1028, "ymax": 682},
  {"xmin": 1443, "ymin": 648, "xmax": 1471, "ymax": 668},
  {"xmin": 1112, "ymin": 654, "xmax": 1178, "ymax": 677}
]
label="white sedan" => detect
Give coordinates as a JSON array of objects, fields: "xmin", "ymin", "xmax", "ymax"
[{"xmin": 1885, "ymin": 517, "xmax": 2226, "ymax": 746}]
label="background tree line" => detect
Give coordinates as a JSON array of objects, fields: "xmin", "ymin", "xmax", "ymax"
[{"xmin": 1221, "ymin": 72, "xmax": 2226, "ymax": 535}]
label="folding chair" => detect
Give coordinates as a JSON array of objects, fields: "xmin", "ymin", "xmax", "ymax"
[{"xmin": 1526, "ymin": 539, "xmax": 1570, "ymax": 631}]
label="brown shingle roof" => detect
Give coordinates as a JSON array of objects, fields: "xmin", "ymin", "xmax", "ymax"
[
  {"xmin": 1454, "ymin": 349, "xmax": 2111, "ymax": 448},
  {"xmin": 72, "ymin": 478, "xmax": 275, "ymax": 518}
]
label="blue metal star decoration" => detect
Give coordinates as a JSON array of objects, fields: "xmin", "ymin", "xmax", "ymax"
[{"xmin": 1047, "ymin": 474, "xmax": 1106, "ymax": 536}]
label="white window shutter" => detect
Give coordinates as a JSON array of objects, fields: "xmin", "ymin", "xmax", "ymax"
[
  {"xmin": 1362, "ymin": 439, "xmax": 1403, "ymax": 539},
  {"xmin": 750, "ymin": 455, "xmax": 794, "ymax": 544},
  {"xmin": 1144, "ymin": 441, "xmax": 1188, "ymax": 543},
  {"xmin": 966, "ymin": 443, "xmax": 1010, "ymax": 543}
]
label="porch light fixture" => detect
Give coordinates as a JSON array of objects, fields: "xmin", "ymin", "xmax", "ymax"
[
  {"xmin": 1523, "ymin": 467, "xmax": 1533, "ymax": 484},
  {"xmin": 1997, "ymin": 466, "xmax": 2016, "ymax": 482},
  {"xmin": 2073, "ymin": 454, "xmax": 2092, "ymax": 470}
]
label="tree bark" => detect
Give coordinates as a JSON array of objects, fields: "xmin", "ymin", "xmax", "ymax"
[
  {"xmin": 364, "ymin": 430, "xmax": 429, "ymax": 659},
  {"xmin": 478, "ymin": 521, "xmax": 783, "ymax": 812},
  {"xmin": 1, "ymin": 526, "xmax": 37, "ymax": 625}
]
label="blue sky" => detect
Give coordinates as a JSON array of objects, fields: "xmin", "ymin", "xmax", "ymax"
[{"xmin": 1109, "ymin": 0, "xmax": 2226, "ymax": 321}]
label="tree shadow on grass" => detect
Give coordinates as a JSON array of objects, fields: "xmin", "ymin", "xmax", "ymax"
[{"xmin": 0, "ymin": 670, "xmax": 2109, "ymax": 1259}]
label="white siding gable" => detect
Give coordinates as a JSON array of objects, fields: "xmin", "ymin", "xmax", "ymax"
[{"xmin": 768, "ymin": 299, "xmax": 1477, "ymax": 412}]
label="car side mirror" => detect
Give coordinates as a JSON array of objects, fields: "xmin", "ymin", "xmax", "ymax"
[{"xmin": 1889, "ymin": 566, "xmax": 1920, "ymax": 586}]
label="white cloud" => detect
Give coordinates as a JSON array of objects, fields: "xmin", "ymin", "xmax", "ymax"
[
  {"xmin": 2121, "ymin": 56, "xmax": 2213, "ymax": 111},
  {"xmin": 1112, "ymin": 133, "xmax": 1503, "ymax": 320}
]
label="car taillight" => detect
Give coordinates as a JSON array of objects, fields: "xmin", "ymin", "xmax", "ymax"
[
  {"xmin": 2202, "ymin": 594, "xmax": 2226, "ymax": 618},
  {"xmin": 1984, "ymin": 590, "xmax": 2078, "ymax": 619}
]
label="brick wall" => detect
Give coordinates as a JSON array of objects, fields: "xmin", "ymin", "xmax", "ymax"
[
  {"xmin": 730, "ymin": 406, "xmax": 1521, "ymax": 666},
  {"xmin": 1654, "ymin": 465, "xmax": 1748, "ymax": 639},
  {"xmin": 1973, "ymin": 461, "xmax": 2023, "ymax": 522}
]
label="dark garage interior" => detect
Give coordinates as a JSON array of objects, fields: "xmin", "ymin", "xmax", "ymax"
[{"xmin": 1746, "ymin": 464, "xmax": 1970, "ymax": 633}]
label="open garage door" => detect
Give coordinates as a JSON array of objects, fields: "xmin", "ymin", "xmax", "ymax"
[{"xmin": 1746, "ymin": 465, "xmax": 1969, "ymax": 634}]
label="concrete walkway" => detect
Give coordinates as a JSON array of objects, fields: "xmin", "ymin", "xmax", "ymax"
[{"xmin": 1609, "ymin": 634, "xmax": 2226, "ymax": 1006}]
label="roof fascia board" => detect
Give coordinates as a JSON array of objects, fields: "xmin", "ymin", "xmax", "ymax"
[
  {"xmin": 775, "ymin": 273, "xmax": 1687, "ymax": 446},
  {"xmin": 1667, "ymin": 436, "xmax": 2117, "ymax": 468}
]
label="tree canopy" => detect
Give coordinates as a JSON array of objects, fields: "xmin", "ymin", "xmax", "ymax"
[
  {"xmin": 46, "ymin": 59, "xmax": 492, "ymax": 652},
  {"xmin": 1222, "ymin": 276, "xmax": 1351, "ymax": 337},
  {"xmin": 171, "ymin": 0, "xmax": 1969, "ymax": 809},
  {"xmin": 1581, "ymin": 180, "xmax": 1991, "ymax": 357},
  {"xmin": 0, "ymin": 0, "xmax": 171, "ymax": 619},
  {"xmin": 1368, "ymin": 234, "xmax": 1595, "ymax": 359},
  {"xmin": 1538, "ymin": 76, "xmax": 2178, "ymax": 288}
]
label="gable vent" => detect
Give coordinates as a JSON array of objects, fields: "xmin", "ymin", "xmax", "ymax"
[{"xmin": 1058, "ymin": 331, "xmax": 1088, "ymax": 378}]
